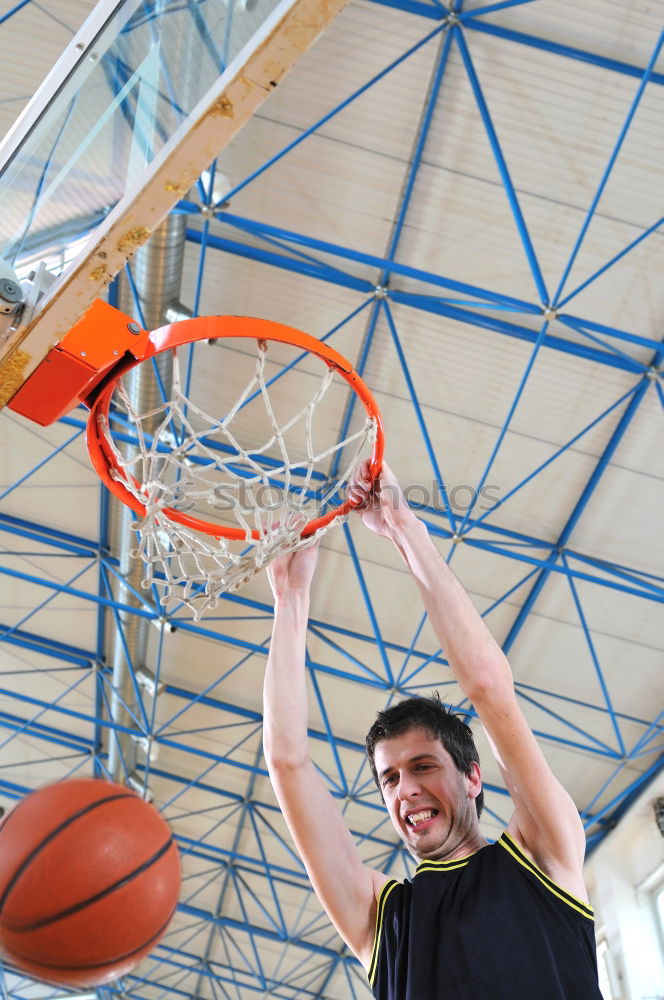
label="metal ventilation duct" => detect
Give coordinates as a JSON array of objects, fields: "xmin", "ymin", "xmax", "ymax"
[{"xmin": 106, "ymin": 211, "xmax": 191, "ymax": 786}]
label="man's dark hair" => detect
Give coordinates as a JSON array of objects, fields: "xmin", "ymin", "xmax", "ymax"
[{"xmin": 365, "ymin": 693, "xmax": 484, "ymax": 819}]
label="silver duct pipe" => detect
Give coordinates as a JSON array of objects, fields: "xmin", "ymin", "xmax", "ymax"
[
  {"xmin": 124, "ymin": 213, "xmax": 192, "ymax": 330},
  {"xmin": 106, "ymin": 212, "xmax": 190, "ymax": 785}
]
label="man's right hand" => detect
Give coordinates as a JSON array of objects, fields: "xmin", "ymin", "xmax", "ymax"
[
  {"xmin": 347, "ymin": 459, "xmax": 418, "ymax": 540},
  {"xmin": 266, "ymin": 541, "xmax": 320, "ymax": 600}
]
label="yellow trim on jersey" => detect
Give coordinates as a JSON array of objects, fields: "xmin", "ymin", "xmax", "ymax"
[
  {"xmin": 415, "ymin": 848, "xmax": 478, "ymax": 874},
  {"xmin": 416, "ymin": 859, "xmax": 471, "ymax": 875},
  {"xmin": 498, "ymin": 833, "xmax": 594, "ymax": 921},
  {"xmin": 368, "ymin": 879, "xmax": 400, "ymax": 988}
]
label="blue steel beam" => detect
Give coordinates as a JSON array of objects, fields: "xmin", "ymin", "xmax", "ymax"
[
  {"xmin": 465, "ymin": 381, "xmax": 642, "ymax": 534},
  {"xmin": 327, "ymin": 296, "xmax": 382, "ymax": 487},
  {"xmin": 381, "ymin": 299, "xmax": 457, "ymax": 532},
  {"xmin": 189, "ymin": 747, "xmax": 272, "ymax": 1000},
  {"xmin": 432, "ymin": 698, "xmax": 622, "ymax": 761},
  {"xmin": 512, "ymin": 690, "xmax": 620, "ymax": 759},
  {"xmin": 0, "ymin": 665, "xmax": 94, "ymax": 762},
  {"xmin": 0, "ymin": 711, "xmax": 91, "ymax": 755},
  {"xmin": 0, "ymin": 562, "xmax": 159, "ymax": 619},
  {"xmin": 186, "ymin": 224, "xmax": 657, "ymax": 367},
  {"xmin": 0, "ymin": 511, "xmax": 103, "ymax": 556},
  {"xmin": 630, "ymin": 701, "xmax": 664, "ymax": 759},
  {"xmin": 177, "ymin": 900, "xmax": 358, "ymax": 964},
  {"xmin": 232, "ymin": 846, "xmax": 288, "ymax": 941},
  {"xmin": 190, "ymin": 211, "xmax": 543, "ymax": 315},
  {"xmin": 553, "ymin": 29, "xmax": 664, "ymax": 305},
  {"xmin": 383, "ymin": 26, "xmax": 454, "ymax": 263},
  {"xmin": 556, "ymin": 217, "xmax": 664, "ymax": 310},
  {"xmin": 0, "ymin": 0, "xmax": 32, "ymax": 26},
  {"xmin": 463, "ymin": 17, "xmax": 664, "ymax": 88},
  {"xmin": 0, "ymin": 558, "xmax": 99, "ymax": 654},
  {"xmin": 457, "ymin": 0, "xmax": 535, "ymax": 17},
  {"xmin": 389, "ymin": 290, "xmax": 647, "ymax": 374},
  {"xmin": 118, "ymin": 946, "xmax": 352, "ymax": 1000},
  {"xmin": 656, "ymin": 380, "xmax": 664, "ymax": 411},
  {"xmin": 501, "ymin": 373, "xmax": 655, "ymax": 656},
  {"xmin": 342, "ymin": 523, "xmax": 394, "ymax": 684},
  {"xmin": 456, "ymin": 314, "xmax": 553, "ymax": 534},
  {"xmin": 0, "ymin": 428, "xmax": 85, "ymax": 502},
  {"xmin": 454, "ymin": 24, "xmax": 548, "ymax": 304},
  {"xmin": 446, "ymin": 532, "xmax": 664, "ymax": 605},
  {"xmin": 185, "ymin": 226, "xmax": 374, "ymax": 294},
  {"xmin": 562, "ymin": 553, "xmax": 626, "ymax": 758},
  {"xmin": 554, "ymin": 315, "xmax": 659, "ymax": 375},
  {"xmin": 0, "ymin": 621, "xmax": 93, "ymax": 666},
  {"xmin": 98, "ymin": 565, "xmax": 151, "ymax": 732},
  {"xmin": 584, "ymin": 754, "xmax": 664, "ymax": 850},
  {"xmin": 307, "ymin": 623, "xmax": 387, "ymax": 685},
  {"xmin": 246, "ymin": 801, "xmax": 290, "ymax": 938},
  {"xmin": 368, "ymin": 0, "xmax": 447, "ymax": 18},
  {"xmin": 308, "ymin": 668, "xmax": 350, "ymax": 796}
]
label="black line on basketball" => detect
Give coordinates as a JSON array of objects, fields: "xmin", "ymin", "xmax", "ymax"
[
  {"xmin": 10, "ymin": 837, "xmax": 175, "ymax": 933},
  {"xmin": 0, "ymin": 791, "xmax": 135, "ymax": 916},
  {"xmin": 4, "ymin": 906, "xmax": 177, "ymax": 971}
]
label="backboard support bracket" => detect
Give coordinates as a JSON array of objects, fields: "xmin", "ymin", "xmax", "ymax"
[{"xmin": 8, "ymin": 299, "xmax": 150, "ymax": 426}]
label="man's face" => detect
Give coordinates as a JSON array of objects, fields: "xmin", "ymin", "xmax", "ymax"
[{"xmin": 373, "ymin": 726, "xmax": 482, "ymax": 861}]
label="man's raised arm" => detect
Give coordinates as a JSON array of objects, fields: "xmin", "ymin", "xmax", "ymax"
[
  {"xmin": 348, "ymin": 461, "xmax": 589, "ymax": 900},
  {"xmin": 262, "ymin": 544, "xmax": 388, "ymax": 967}
]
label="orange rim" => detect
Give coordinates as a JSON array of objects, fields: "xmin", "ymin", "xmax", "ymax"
[{"xmin": 86, "ymin": 316, "xmax": 384, "ymax": 539}]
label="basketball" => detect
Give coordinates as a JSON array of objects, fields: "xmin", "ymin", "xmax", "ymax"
[{"xmin": 0, "ymin": 778, "xmax": 181, "ymax": 987}]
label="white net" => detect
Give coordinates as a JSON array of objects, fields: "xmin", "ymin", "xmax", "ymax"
[{"xmin": 98, "ymin": 339, "xmax": 377, "ymax": 619}]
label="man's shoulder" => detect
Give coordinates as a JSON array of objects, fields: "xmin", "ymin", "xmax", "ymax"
[
  {"xmin": 372, "ymin": 869, "xmax": 399, "ymax": 899},
  {"xmin": 504, "ymin": 820, "xmax": 591, "ymax": 904}
]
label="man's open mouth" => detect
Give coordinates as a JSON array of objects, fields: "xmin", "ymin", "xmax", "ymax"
[{"xmin": 406, "ymin": 808, "xmax": 438, "ymax": 827}]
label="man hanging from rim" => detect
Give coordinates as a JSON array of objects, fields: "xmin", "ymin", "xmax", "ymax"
[{"xmin": 262, "ymin": 460, "xmax": 603, "ymax": 999}]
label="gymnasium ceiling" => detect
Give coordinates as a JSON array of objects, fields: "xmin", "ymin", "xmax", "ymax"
[{"xmin": 0, "ymin": 0, "xmax": 662, "ymax": 998}]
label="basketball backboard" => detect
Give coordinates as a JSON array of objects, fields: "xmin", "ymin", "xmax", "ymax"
[{"xmin": 0, "ymin": 0, "xmax": 349, "ymax": 409}]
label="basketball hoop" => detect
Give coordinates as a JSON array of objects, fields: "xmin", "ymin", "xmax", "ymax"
[{"xmin": 85, "ymin": 314, "xmax": 383, "ymax": 618}]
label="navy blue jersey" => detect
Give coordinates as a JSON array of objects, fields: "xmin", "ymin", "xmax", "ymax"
[{"xmin": 368, "ymin": 833, "xmax": 602, "ymax": 1000}]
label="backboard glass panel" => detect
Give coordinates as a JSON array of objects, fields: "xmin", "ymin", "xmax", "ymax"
[
  {"xmin": 0, "ymin": 0, "xmax": 282, "ymax": 270},
  {"xmin": 0, "ymin": 0, "xmax": 349, "ymax": 406}
]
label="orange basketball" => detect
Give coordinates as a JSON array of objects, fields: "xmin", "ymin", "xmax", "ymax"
[{"xmin": 0, "ymin": 778, "xmax": 181, "ymax": 987}]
